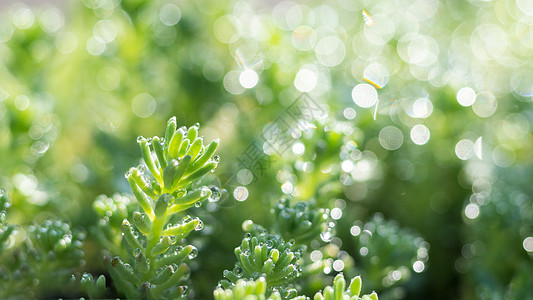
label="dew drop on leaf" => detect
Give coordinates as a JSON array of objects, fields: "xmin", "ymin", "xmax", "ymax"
[
  {"xmin": 188, "ymin": 246, "xmax": 198, "ymax": 259},
  {"xmin": 195, "ymin": 220, "xmax": 204, "ymax": 231}
]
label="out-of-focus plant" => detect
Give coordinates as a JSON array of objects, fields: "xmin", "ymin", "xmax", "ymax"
[
  {"xmin": 348, "ymin": 214, "xmax": 428, "ymax": 294},
  {"xmin": 0, "ymin": 189, "xmax": 85, "ymax": 298}
]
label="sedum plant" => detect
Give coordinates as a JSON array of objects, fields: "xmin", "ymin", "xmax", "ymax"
[
  {"xmin": 0, "ymin": 190, "xmax": 85, "ymax": 299},
  {"xmin": 214, "ymin": 273, "xmax": 378, "ymax": 300},
  {"xmin": 82, "ymin": 117, "xmax": 220, "ymax": 299}
]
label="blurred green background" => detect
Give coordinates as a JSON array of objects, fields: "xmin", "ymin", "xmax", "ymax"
[{"xmin": 0, "ymin": 0, "xmax": 532, "ymax": 298}]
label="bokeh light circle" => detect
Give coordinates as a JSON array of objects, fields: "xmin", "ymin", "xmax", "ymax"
[{"xmin": 379, "ymin": 126, "xmax": 404, "ymax": 150}]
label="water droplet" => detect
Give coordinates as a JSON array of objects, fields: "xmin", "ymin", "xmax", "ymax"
[
  {"xmin": 320, "ymin": 231, "xmax": 333, "ymax": 242},
  {"xmin": 124, "ymin": 170, "xmax": 132, "ymax": 179},
  {"xmin": 133, "ymin": 248, "xmax": 142, "ymax": 256},
  {"xmin": 288, "ymin": 239, "xmax": 295, "ymax": 245},
  {"xmin": 176, "ymin": 189, "xmax": 186, "ymax": 197},
  {"xmin": 266, "ymin": 240, "xmax": 274, "ymax": 249},
  {"xmin": 194, "ymin": 201, "xmax": 202, "ymax": 208},
  {"xmin": 193, "ymin": 122, "xmax": 200, "ymax": 129},
  {"xmin": 244, "ymin": 232, "xmax": 252, "ymax": 239},
  {"xmin": 0, "ymin": 189, "xmax": 5, "ymax": 197},
  {"xmin": 234, "ymin": 267, "xmax": 243, "ymax": 276},
  {"xmin": 169, "ymin": 236, "xmax": 177, "ymax": 244},
  {"xmin": 188, "ymin": 246, "xmax": 198, "ymax": 259},
  {"xmin": 208, "ymin": 186, "xmax": 221, "ymax": 202},
  {"xmin": 182, "ymin": 215, "xmax": 192, "ymax": 223},
  {"xmin": 137, "ymin": 136, "xmax": 145, "ymax": 143},
  {"xmin": 146, "ymin": 137, "xmax": 153, "ymax": 145},
  {"xmin": 195, "ymin": 220, "xmax": 204, "ymax": 231},
  {"xmin": 200, "ymin": 186, "xmax": 210, "ymax": 197},
  {"xmin": 179, "ymin": 126, "xmax": 188, "ymax": 136},
  {"xmin": 213, "ymin": 155, "xmax": 220, "ymax": 163}
]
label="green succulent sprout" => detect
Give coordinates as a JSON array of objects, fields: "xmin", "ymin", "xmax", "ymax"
[
  {"xmin": 0, "ymin": 189, "xmax": 14, "ymax": 254},
  {"xmin": 0, "ymin": 206, "xmax": 84, "ymax": 299},
  {"xmin": 214, "ymin": 277, "xmax": 276, "ymax": 300},
  {"xmin": 271, "ymin": 198, "xmax": 329, "ymax": 245},
  {"xmin": 83, "ymin": 117, "xmax": 220, "ymax": 299},
  {"xmin": 221, "ymin": 232, "xmax": 302, "ymax": 291},
  {"xmin": 313, "ymin": 273, "xmax": 378, "ymax": 300}
]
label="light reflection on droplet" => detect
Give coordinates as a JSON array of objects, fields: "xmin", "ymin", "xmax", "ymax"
[
  {"xmin": 379, "ymin": 126, "xmax": 403, "ymax": 150},
  {"xmin": 56, "ymin": 31, "xmax": 78, "ymax": 54},
  {"xmin": 350, "ymin": 225, "xmax": 361, "ymax": 236},
  {"xmin": 455, "ymin": 139, "xmax": 474, "ymax": 160},
  {"xmin": 13, "ymin": 6, "xmax": 34, "ymax": 30},
  {"xmin": 316, "ymin": 36, "xmax": 345, "ymax": 67},
  {"xmin": 233, "ymin": 186, "xmax": 248, "ymax": 201},
  {"xmin": 86, "ymin": 36, "xmax": 106, "ymax": 56},
  {"xmin": 291, "ymin": 25, "xmax": 317, "ymax": 51},
  {"xmin": 159, "ymin": 4, "xmax": 181, "ymax": 26},
  {"xmin": 363, "ymin": 14, "xmax": 395, "ymax": 45},
  {"xmin": 310, "ymin": 250, "xmax": 323, "ymax": 262},
  {"xmin": 94, "ymin": 20, "xmax": 117, "ymax": 43},
  {"xmin": 214, "ymin": 15, "xmax": 240, "ymax": 44},
  {"xmin": 413, "ymin": 261, "xmax": 425, "ymax": 273},
  {"xmin": 292, "ymin": 142, "xmax": 305, "ymax": 155},
  {"xmin": 40, "ymin": 8, "xmax": 64, "ymax": 33},
  {"xmin": 237, "ymin": 169, "xmax": 253, "ymax": 185},
  {"xmin": 281, "ymin": 182, "xmax": 293, "ymax": 194},
  {"xmin": 465, "ymin": 203, "xmax": 479, "ymax": 219},
  {"xmin": 364, "ymin": 63, "xmax": 389, "ymax": 89},
  {"xmin": 412, "ymin": 98, "xmax": 433, "ymax": 118},
  {"xmin": 474, "ymin": 137, "xmax": 483, "ymax": 159},
  {"xmin": 131, "ymin": 93, "xmax": 156, "ymax": 118},
  {"xmin": 470, "ymin": 24, "xmax": 508, "ymax": 61},
  {"xmin": 341, "ymin": 160, "xmax": 354, "ymax": 172},
  {"xmin": 343, "ymin": 107, "xmax": 356, "ymax": 119},
  {"xmin": 294, "ymin": 68, "xmax": 317, "ymax": 92},
  {"xmin": 362, "ymin": 10, "xmax": 374, "ymax": 26},
  {"xmin": 472, "ymin": 91, "xmax": 497, "ymax": 118},
  {"xmin": 239, "ymin": 69, "xmax": 258, "ymax": 89},
  {"xmin": 410, "ymin": 124, "xmax": 430, "ymax": 145},
  {"xmin": 330, "ymin": 208, "xmax": 342, "ymax": 220},
  {"xmin": 492, "ymin": 145, "xmax": 515, "ymax": 167},
  {"xmin": 517, "ymin": 0, "xmax": 533, "ymax": 16},
  {"xmin": 224, "ymin": 70, "xmax": 245, "ymax": 95},
  {"xmin": 14, "ymin": 95, "xmax": 30, "ymax": 111},
  {"xmin": 352, "ymin": 83, "xmax": 378, "ymax": 108},
  {"xmin": 457, "ymin": 87, "xmax": 476, "ymax": 107},
  {"xmin": 332, "ymin": 259, "xmax": 344, "ymax": 271},
  {"xmin": 523, "ymin": 237, "xmax": 533, "ymax": 252}
]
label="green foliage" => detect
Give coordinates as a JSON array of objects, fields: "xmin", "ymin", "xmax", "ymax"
[
  {"xmin": 221, "ymin": 232, "xmax": 302, "ymax": 290},
  {"xmin": 270, "ymin": 199, "xmax": 329, "ymax": 245},
  {"xmin": 350, "ymin": 214, "xmax": 428, "ymax": 292},
  {"xmin": 82, "ymin": 117, "xmax": 220, "ymax": 299},
  {"xmin": 214, "ymin": 273, "xmax": 378, "ymax": 300},
  {"xmin": 313, "ymin": 273, "xmax": 378, "ymax": 300},
  {"xmin": 0, "ymin": 210, "xmax": 84, "ymax": 298}
]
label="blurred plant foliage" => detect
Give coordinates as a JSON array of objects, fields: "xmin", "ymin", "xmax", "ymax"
[{"xmin": 0, "ymin": 0, "xmax": 532, "ymax": 299}]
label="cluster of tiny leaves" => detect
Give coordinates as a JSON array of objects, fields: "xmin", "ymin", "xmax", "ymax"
[
  {"xmin": 82, "ymin": 117, "xmax": 220, "ymax": 299},
  {"xmin": 353, "ymin": 214, "xmax": 428, "ymax": 290},
  {"xmin": 0, "ymin": 189, "xmax": 14, "ymax": 254},
  {"xmin": 214, "ymin": 273, "xmax": 378, "ymax": 300},
  {"xmin": 0, "ymin": 190, "xmax": 84, "ymax": 298},
  {"xmin": 271, "ymin": 198, "xmax": 328, "ymax": 245},
  {"xmin": 220, "ymin": 232, "xmax": 302, "ymax": 296},
  {"xmin": 220, "ymin": 196, "xmax": 332, "ymax": 297},
  {"xmin": 313, "ymin": 273, "xmax": 377, "ymax": 300}
]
